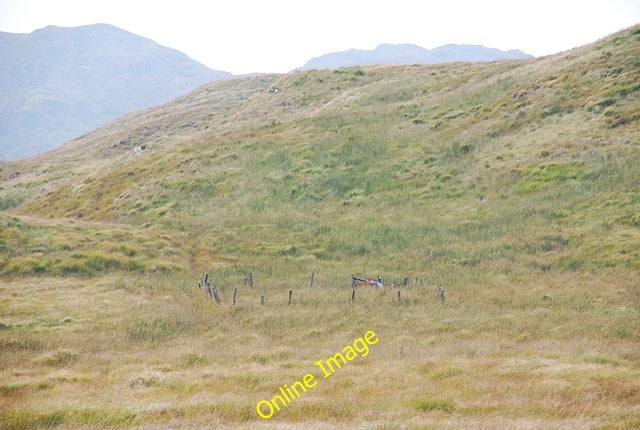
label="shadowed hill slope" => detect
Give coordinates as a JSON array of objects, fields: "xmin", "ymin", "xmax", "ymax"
[{"xmin": 0, "ymin": 23, "xmax": 231, "ymax": 160}]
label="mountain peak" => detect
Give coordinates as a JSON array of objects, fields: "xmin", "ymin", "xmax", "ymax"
[
  {"xmin": 298, "ymin": 43, "xmax": 533, "ymax": 71},
  {"xmin": 0, "ymin": 24, "xmax": 232, "ymax": 160},
  {"xmin": 35, "ymin": 23, "xmax": 122, "ymax": 32}
]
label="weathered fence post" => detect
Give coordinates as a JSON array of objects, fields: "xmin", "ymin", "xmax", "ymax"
[
  {"xmin": 288, "ymin": 289, "xmax": 292, "ymax": 305},
  {"xmin": 233, "ymin": 287, "xmax": 237, "ymax": 305},
  {"xmin": 310, "ymin": 272, "xmax": 315, "ymax": 288},
  {"xmin": 352, "ymin": 275, "xmax": 364, "ymax": 287},
  {"xmin": 397, "ymin": 289, "xmax": 401, "ymax": 303},
  {"xmin": 249, "ymin": 272, "xmax": 253, "ymax": 288},
  {"xmin": 202, "ymin": 273, "xmax": 213, "ymax": 298},
  {"xmin": 213, "ymin": 288, "xmax": 221, "ymax": 304},
  {"xmin": 260, "ymin": 294, "xmax": 264, "ymax": 305},
  {"xmin": 438, "ymin": 287, "xmax": 445, "ymax": 303},
  {"xmin": 351, "ymin": 288, "xmax": 355, "ymax": 303},
  {"xmin": 403, "ymin": 276, "xmax": 409, "ymax": 287}
]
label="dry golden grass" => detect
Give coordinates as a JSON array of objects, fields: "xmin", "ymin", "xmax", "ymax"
[{"xmin": 1, "ymin": 271, "xmax": 639, "ymax": 429}]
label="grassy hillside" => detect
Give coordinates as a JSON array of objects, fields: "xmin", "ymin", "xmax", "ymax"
[{"xmin": 0, "ymin": 26, "xmax": 639, "ymax": 429}]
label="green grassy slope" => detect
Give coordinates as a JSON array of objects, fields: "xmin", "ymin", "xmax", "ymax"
[
  {"xmin": 0, "ymin": 25, "xmax": 639, "ymax": 429},
  {"xmin": 3, "ymin": 26, "xmax": 639, "ymax": 279}
]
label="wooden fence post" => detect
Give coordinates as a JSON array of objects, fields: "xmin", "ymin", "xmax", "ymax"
[
  {"xmin": 203, "ymin": 273, "xmax": 212, "ymax": 297},
  {"xmin": 397, "ymin": 289, "xmax": 401, "ymax": 303},
  {"xmin": 205, "ymin": 277, "xmax": 213, "ymax": 298},
  {"xmin": 249, "ymin": 272, "xmax": 253, "ymax": 288},
  {"xmin": 310, "ymin": 271, "xmax": 315, "ymax": 288},
  {"xmin": 288, "ymin": 289, "xmax": 292, "ymax": 305},
  {"xmin": 233, "ymin": 287, "xmax": 237, "ymax": 305},
  {"xmin": 260, "ymin": 294, "xmax": 264, "ymax": 305},
  {"xmin": 213, "ymin": 288, "xmax": 221, "ymax": 304},
  {"xmin": 351, "ymin": 288, "xmax": 355, "ymax": 303}
]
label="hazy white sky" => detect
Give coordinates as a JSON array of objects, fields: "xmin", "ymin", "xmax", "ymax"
[{"xmin": 1, "ymin": 0, "xmax": 639, "ymax": 74}]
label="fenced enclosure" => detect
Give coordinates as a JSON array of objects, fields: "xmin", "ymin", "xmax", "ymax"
[{"xmin": 195, "ymin": 271, "xmax": 446, "ymax": 307}]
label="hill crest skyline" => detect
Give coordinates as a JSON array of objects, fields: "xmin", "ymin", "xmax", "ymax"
[{"xmin": 297, "ymin": 42, "xmax": 532, "ymax": 71}]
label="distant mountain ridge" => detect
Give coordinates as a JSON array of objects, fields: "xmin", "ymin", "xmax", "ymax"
[
  {"xmin": 298, "ymin": 43, "xmax": 532, "ymax": 70},
  {"xmin": 0, "ymin": 23, "xmax": 232, "ymax": 160}
]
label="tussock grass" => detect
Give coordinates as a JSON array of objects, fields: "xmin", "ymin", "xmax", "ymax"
[
  {"xmin": 415, "ymin": 399, "xmax": 456, "ymax": 412},
  {"xmin": 1, "ymin": 271, "xmax": 638, "ymax": 428}
]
